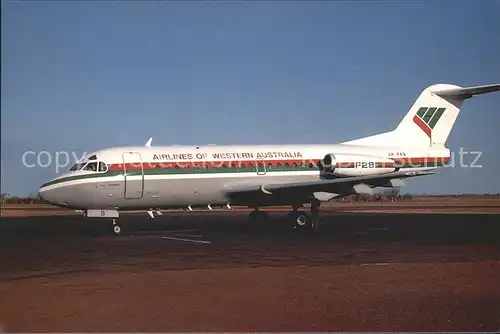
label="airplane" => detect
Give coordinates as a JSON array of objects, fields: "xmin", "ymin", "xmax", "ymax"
[{"xmin": 38, "ymin": 83, "xmax": 500, "ymax": 235}]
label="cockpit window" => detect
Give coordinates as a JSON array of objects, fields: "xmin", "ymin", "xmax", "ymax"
[
  {"xmin": 82, "ymin": 162, "xmax": 98, "ymax": 171},
  {"xmin": 69, "ymin": 163, "xmax": 85, "ymax": 171},
  {"xmin": 98, "ymin": 162, "xmax": 107, "ymax": 172},
  {"xmin": 68, "ymin": 161, "xmax": 107, "ymax": 172}
]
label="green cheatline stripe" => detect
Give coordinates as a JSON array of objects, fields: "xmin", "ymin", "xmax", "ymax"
[
  {"xmin": 397, "ymin": 161, "xmax": 446, "ymax": 168},
  {"xmin": 41, "ymin": 164, "xmax": 320, "ymax": 187},
  {"xmin": 416, "ymin": 107, "xmax": 428, "ymax": 118},
  {"xmin": 428, "ymin": 107, "xmax": 446, "ymax": 129},
  {"xmin": 41, "ymin": 172, "xmax": 112, "ymax": 187},
  {"xmin": 422, "ymin": 107, "xmax": 437, "ymax": 124},
  {"xmin": 41, "ymin": 160, "xmax": 450, "ymax": 188}
]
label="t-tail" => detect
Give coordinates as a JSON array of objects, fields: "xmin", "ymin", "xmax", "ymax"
[{"xmin": 343, "ymin": 83, "xmax": 500, "ymax": 148}]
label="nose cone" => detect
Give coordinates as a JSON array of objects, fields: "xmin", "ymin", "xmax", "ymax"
[
  {"xmin": 39, "ymin": 182, "xmax": 68, "ymax": 207},
  {"xmin": 38, "ymin": 184, "xmax": 53, "ymax": 204}
]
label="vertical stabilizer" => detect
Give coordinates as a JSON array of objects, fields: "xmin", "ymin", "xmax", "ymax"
[
  {"xmin": 342, "ymin": 83, "xmax": 500, "ymax": 148},
  {"xmin": 394, "ymin": 83, "xmax": 463, "ymax": 147}
]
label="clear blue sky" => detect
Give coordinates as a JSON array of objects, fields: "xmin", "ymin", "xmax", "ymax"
[{"xmin": 2, "ymin": 0, "xmax": 499, "ymax": 196}]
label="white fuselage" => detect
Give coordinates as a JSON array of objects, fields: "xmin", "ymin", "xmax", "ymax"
[{"xmin": 38, "ymin": 143, "xmax": 450, "ymax": 210}]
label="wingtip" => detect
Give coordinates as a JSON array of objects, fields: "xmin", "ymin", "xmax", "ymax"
[{"xmin": 145, "ymin": 137, "xmax": 153, "ymax": 147}]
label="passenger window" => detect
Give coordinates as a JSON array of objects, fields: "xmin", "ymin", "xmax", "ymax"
[
  {"xmin": 98, "ymin": 162, "xmax": 108, "ymax": 172},
  {"xmin": 82, "ymin": 162, "xmax": 98, "ymax": 172}
]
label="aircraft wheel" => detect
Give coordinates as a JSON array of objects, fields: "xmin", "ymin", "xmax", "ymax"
[
  {"xmin": 291, "ymin": 212, "xmax": 310, "ymax": 229},
  {"xmin": 112, "ymin": 219, "xmax": 122, "ymax": 235}
]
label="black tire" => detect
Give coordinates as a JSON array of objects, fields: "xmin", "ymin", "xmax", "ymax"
[
  {"xmin": 112, "ymin": 224, "xmax": 122, "ymax": 235},
  {"xmin": 290, "ymin": 211, "xmax": 310, "ymax": 229}
]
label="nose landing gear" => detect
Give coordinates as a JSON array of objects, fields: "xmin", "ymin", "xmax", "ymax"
[{"xmin": 112, "ymin": 218, "xmax": 122, "ymax": 235}]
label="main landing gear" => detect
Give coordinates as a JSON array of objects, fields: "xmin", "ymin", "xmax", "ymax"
[
  {"xmin": 311, "ymin": 199, "xmax": 320, "ymax": 229},
  {"xmin": 289, "ymin": 200, "xmax": 321, "ymax": 230},
  {"xmin": 249, "ymin": 200, "xmax": 322, "ymax": 230}
]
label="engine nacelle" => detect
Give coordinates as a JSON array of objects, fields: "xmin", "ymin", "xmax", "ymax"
[{"xmin": 321, "ymin": 153, "xmax": 397, "ymax": 177}]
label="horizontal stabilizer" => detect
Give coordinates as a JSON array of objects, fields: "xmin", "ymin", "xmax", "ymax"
[{"xmin": 432, "ymin": 83, "xmax": 500, "ymax": 100}]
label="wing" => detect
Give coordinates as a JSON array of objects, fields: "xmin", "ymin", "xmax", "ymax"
[{"xmin": 226, "ymin": 171, "xmax": 435, "ymax": 206}]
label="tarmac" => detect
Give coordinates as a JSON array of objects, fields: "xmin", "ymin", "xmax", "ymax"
[{"xmin": 2, "ymin": 211, "xmax": 500, "ymax": 332}]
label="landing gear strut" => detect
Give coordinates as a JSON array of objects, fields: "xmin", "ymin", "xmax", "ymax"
[
  {"xmin": 112, "ymin": 218, "xmax": 121, "ymax": 235},
  {"xmin": 310, "ymin": 199, "xmax": 320, "ymax": 229}
]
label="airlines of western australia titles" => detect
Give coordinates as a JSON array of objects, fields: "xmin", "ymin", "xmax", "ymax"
[{"xmin": 152, "ymin": 151, "xmax": 304, "ymax": 162}]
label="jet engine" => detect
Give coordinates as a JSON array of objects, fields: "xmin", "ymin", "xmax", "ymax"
[{"xmin": 321, "ymin": 153, "xmax": 398, "ymax": 177}]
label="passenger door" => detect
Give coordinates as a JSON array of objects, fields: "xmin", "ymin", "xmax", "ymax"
[
  {"xmin": 122, "ymin": 152, "xmax": 144, "ymax": 199},
  {"xmin": 255, "ymin": 158, "xmax": 266, "ymax": 175}
]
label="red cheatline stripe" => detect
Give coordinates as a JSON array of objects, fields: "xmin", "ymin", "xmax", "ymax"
[
  {"xmin": 394, "ymin": 157, "xmax": 450, "ymax": 164},
  {"xmin": 376, "ymin": 162, "xmax": 397, "ymax": 168},
  {"xmin": 336, "ymin": 162, "xmax": 355, "ymax": 168},
  {"xmin": 335, "ymin": 162, "xmax": 396, "ymax": 168},
  {"xmin": 108, "ymin": 159, "xmax": 321, "ymax": 171},
  {"xmin": 413, "ymin": 115, "xmax": 431, "ymax": 138},
  {"xmin": 106, "ymin": 157, "xmax": 450, "ymax": 171}
]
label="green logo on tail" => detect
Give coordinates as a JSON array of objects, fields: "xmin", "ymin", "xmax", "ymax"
[
  {"xmin": 416, "ymin": 107, "xmax": 446, "ymax": 129},
  {"xmin": 413, "ymin": 107, "xmax": 446, "ymax": 138}
]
